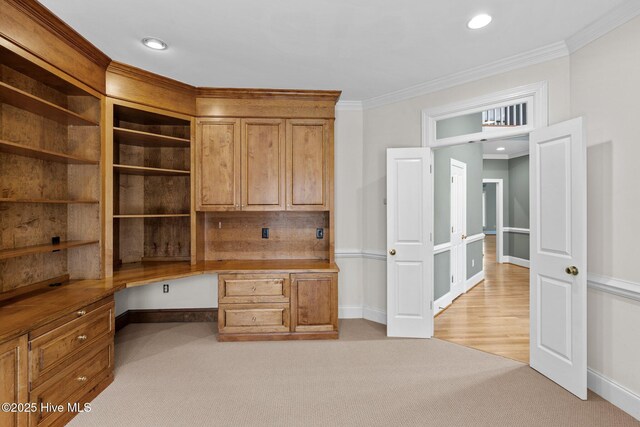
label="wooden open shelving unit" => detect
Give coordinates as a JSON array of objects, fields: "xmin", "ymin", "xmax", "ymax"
[
  {"xmin": 0, "ymin": 44, "xmax": 103, "ymax": 293},
  {"xmin": 107, "ymin": 99, "xmax": 194, "ymax": 274}
]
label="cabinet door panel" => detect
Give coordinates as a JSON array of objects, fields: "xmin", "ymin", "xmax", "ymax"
[
  {"xmin": 241, "ymin": 119, "xmax": 285, "ymax": 210},
  {"xmin": 286, "ymin": 119, "xmax": 329, "ymax": 210},
  {"xmin": 291, "ymin": 273, "xmax": 338, "ymax": 332},
  {"xmin": 197, "ymin": 119, "xmax": 240, "ymax": 210},
  {"xmin": 0, "ymin": 335, "xmax": 28, "ymax": 427}
]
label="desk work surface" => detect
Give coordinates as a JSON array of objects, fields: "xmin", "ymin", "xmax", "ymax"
[{"xmin": 0, "ymin": 259, "xmax": 339, "ymax": 342}]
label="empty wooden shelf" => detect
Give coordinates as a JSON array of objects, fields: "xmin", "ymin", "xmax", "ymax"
[
  {"xmin": 0, "ymin": 240, "xmax": 99, "ymax": 261},
  {"xmin": 0, "ymin": 139, "xmax": 99, "ymax": 164},
  {"xmin": 114, "ymin": 127, "xmax": 191, "ymax": 147},
  {"xmin": 0, "ymin": 82, "xmax": 98, "ymax": 126},
  {"xmin": 0, "ymin": 198, "xmax": 99, "ymax": 204},
  {"xmin": 113, "ymin": 214, "xmax": 190, "ymax": 218},
  {"xmin": 113, "ymin": 164, "xmax": 190, "ymax": 176}
]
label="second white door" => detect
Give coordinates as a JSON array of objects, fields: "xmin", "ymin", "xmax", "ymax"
[{"xmin": 450, "ymin": 159, "xmax": 467, "ymax": 299}]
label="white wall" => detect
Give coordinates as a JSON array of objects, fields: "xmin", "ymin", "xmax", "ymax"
[
  {"xmin": 362, "ymin": 57, "xmax": 571, "ymax": 313},
  {"xmin": 334, "ymin": 108, "xmax": 365, "ymax": 317},
  {"xmin": 571, "ymin": 15, "xmax": 640, "ymax": 398},
  {"xmin": 115, "ymin": 274, "xmax": 217, "ymax": 316}
]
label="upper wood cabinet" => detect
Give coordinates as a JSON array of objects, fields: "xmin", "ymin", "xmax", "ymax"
[
  {"xmin": 286, "ymin": 119, "xmax": 331, "ymax": 211},
  {"xmin": 241, "ymin": 119, "xmax": 286, "ymax": 211},
  {"xmin": 196, "ymin": 118, "xmax": 241, "ymax": 211}
]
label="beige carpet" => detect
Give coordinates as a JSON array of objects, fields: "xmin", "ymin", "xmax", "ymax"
[{"xmin": 69, "ymin": 320, "xmax": 638, "ymax": 427}]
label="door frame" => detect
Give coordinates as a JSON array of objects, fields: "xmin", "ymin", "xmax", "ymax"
[
  {"xmin": 450, "ymin": 158, "xmax": 467, "ymax": 299},
  {"xmin": 421, "ymin": 82, "xmax": 548, "ymax": 339},
  {"xmin": 482, "ymin": 178, "xmax": 504, "ymax": 263}
]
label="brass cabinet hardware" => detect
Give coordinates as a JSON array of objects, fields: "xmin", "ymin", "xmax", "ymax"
[{"xmin": 565, "ymin": 266, "xmax": 579, "ymax": 276}]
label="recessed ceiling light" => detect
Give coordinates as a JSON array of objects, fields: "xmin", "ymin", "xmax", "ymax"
[
  {"xmin": 496, "ymin": 147, "xmax": 506, "ymax": 151},
  {"xmin": 142, "ymin": 37, "xmax": 167, "ymax": 50},
  {"xmin": 467, "ymin": 14, "xmax": 492, "ymax": 30}
]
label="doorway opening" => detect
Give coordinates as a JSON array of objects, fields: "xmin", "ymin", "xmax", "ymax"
[{"xmin": 432, "ymin": 135, "xmax": 531, "ymax": 363}]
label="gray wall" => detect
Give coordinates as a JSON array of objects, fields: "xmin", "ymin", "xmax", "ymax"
[
  {"xmin": 436, "ymin": 112, "xmax": 483, "ymax": 140},
  {"xmin": 483, "ymin": 182, "xmax": 497, "ymax": 232},
  {"xmin": 507, "ymin": 155, "xmax": 530, "ymax": 259},
  {"xmin": 434, "ymin": 143, "xmax": 484, "ymax": 299},
  {"xmin": 482, "ymin": 156, "xmax": 530, "ymax": 260}
]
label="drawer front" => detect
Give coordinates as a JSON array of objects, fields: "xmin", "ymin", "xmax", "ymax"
[
  {"xmin": 29, "ymin": 339, "xmax": 113, "ymax": 427},
  {"xmin": 219, "ymin": 274, "xmax": 289, "ymax": 304},
  {"xmin": 29, "ymin": 302, "xmax": 114, "ymax": 387},
  {"xmin": 219, "ymin": 304, "xmax": 290, "ymax": 334}
]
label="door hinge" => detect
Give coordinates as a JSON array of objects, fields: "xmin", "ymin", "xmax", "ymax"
[
  {"xmin": 28, "ymin": 341, "xmax": 31, "ymax": 351},
  {"xmin": 452, "ymin": 177, "xmax": 454, "ymax": 183},
  {"xmin": 430, "ymin": 164, "xmax": 433, "ymax": 174},
  {"xmin": 430, "ymin": 301, "xmax": 433, "ymax": 311},
  {"xmin": 451, "ymin": 275, "xmax": 454, "ymax": 283},
  {"xmin": 430, "ymin": 232, "xmax": 432, "ymax": 242}
]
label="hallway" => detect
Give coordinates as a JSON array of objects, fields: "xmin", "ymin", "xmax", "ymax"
[{"xmin": 434, "ymin": 235, "xmax": 530, "ymax": 363}]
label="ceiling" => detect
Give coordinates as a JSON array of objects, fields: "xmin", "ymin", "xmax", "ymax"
[
  {"xmin": 40, "ymin": 0, "xmax": 627, "ymax": 100},
  {"xmin": 482, "ymin": 135, "xmax": 529, "ymax": 157}
]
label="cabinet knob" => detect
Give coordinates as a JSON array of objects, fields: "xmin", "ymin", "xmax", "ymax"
[
  {"xmin": 251, "ymin": 316, "xmax": 257, "ymax": 323},
  {"xmin": 77, "ymin": 335, "xmax": 88, "ymax": 341},
  {"xmin": 76, "ymin": 310, "xmax": 86, "ymax": 316},
  {"xmin": 77, "ymin": 376, "xmax": 88, "ymax": 382}
]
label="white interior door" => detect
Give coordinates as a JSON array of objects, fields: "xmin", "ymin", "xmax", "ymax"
[
  {"xmin": 530, "ymin": 117, "xmax": 587, "ymax": 399},
  {"xmin": 386, "ymin": 148, "xmax": 432, "ymax": 338},
  {"xmin": 450, "ymin": 159, "xmax": 467, "ymax": 299}
]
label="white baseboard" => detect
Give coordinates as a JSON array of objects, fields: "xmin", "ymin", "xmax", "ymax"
[
  {"xmin": 363, "ymin": 306, "xmax": 387, "ymax": 325},
  {"xmin": 339, "ymin": 306, "xmax": 364, "ymax": 319},
  {"xmin": 588, "ymin": 368, "xmax": 640, "ymax": 421},
  {"xmin": 465, "ymin": 270, "xmax": 485, "ymax": 292},
  {"xmin": 504, "ymin": 256, "xmax": 530, "ymax": 268},
  {"xmin": 434, "ymin": 293, "xmax": 453, "ymax": 316}
]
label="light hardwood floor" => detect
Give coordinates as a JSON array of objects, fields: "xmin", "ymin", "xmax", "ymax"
[{"xmin": 434, "ymin": 235, "xmax": 530, "ymax": 363}]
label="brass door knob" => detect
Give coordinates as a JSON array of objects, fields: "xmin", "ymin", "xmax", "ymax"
[
  {"xmin": 565, "ymin": 266, "xmax": 579, "ymax": 276},
  {"xmin": 389, "ymin": 249, "xmax": 396, "ymax": 256}
]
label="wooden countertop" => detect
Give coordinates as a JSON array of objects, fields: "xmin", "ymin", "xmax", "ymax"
[
  {"xmin": 0, "ymin": 279, "xmax": 117, "ymax": 343},
  {"xmin": 0, "ymin": 259, "xmax": 339, "ymax": 342}
]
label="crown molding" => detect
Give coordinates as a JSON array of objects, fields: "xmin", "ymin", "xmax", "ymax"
[
  {"xmin": 196, "ymin": 87, "xmax": 341, "ymax": 102},
  {"xmin": 107, "ymin": 61, "xmax": 196, "ymax": 95},
  {"xmin": 362, "ymin": 41, "xmax": 568, "ymax": 110},
  {"xmin": 5, "ymin": 0, "xmax": 111, "ymax": 68},
  {"xmin": 336, "ymin": 100, "xmax": 363, "ymax": 111},
  {"xmin": 566, "ymin": 0, "xmax": 640, "ymax": 53}
]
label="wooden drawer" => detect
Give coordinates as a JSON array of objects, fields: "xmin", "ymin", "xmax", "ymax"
[
  {"xmin": 219, "ymin": 274, "xmax": 289, "ymax": 304},
  {"xmin": 29, "ymin": 301, "xmax": 114, "ymax": 388},
  {"xmin": 218, "ymin": 303, "xmax": 290, "ymax": 334},
  {"xmin": 29, "ymin": 338, "xmax": 113, "ymax": 427}
]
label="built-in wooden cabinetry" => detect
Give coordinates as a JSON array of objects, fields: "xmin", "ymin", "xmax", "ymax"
[
  {"xmin": 195, "ymin": 89, "xmax": 340, "ymax": 340},
  {"xmin": 0, "ymin": 335, "xmax": 28, "ymax": 427},
  {"xmin": 106, "ymin": 99, "xmax": 194, "ymax": 274},
  {"xmin": 197, "ymin": 117, "xmax": 332, "ymax": 213},
  {"xmin": 1, "ymin": 3, "xmax": 342, "ymax": 424},
  {"xmin": 27, "ymin": 297, "xmax": 114, "ymax": 427},
  {"xmin": 0, "ymin": 41, "xmax": 102, "ymax": 297}
]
